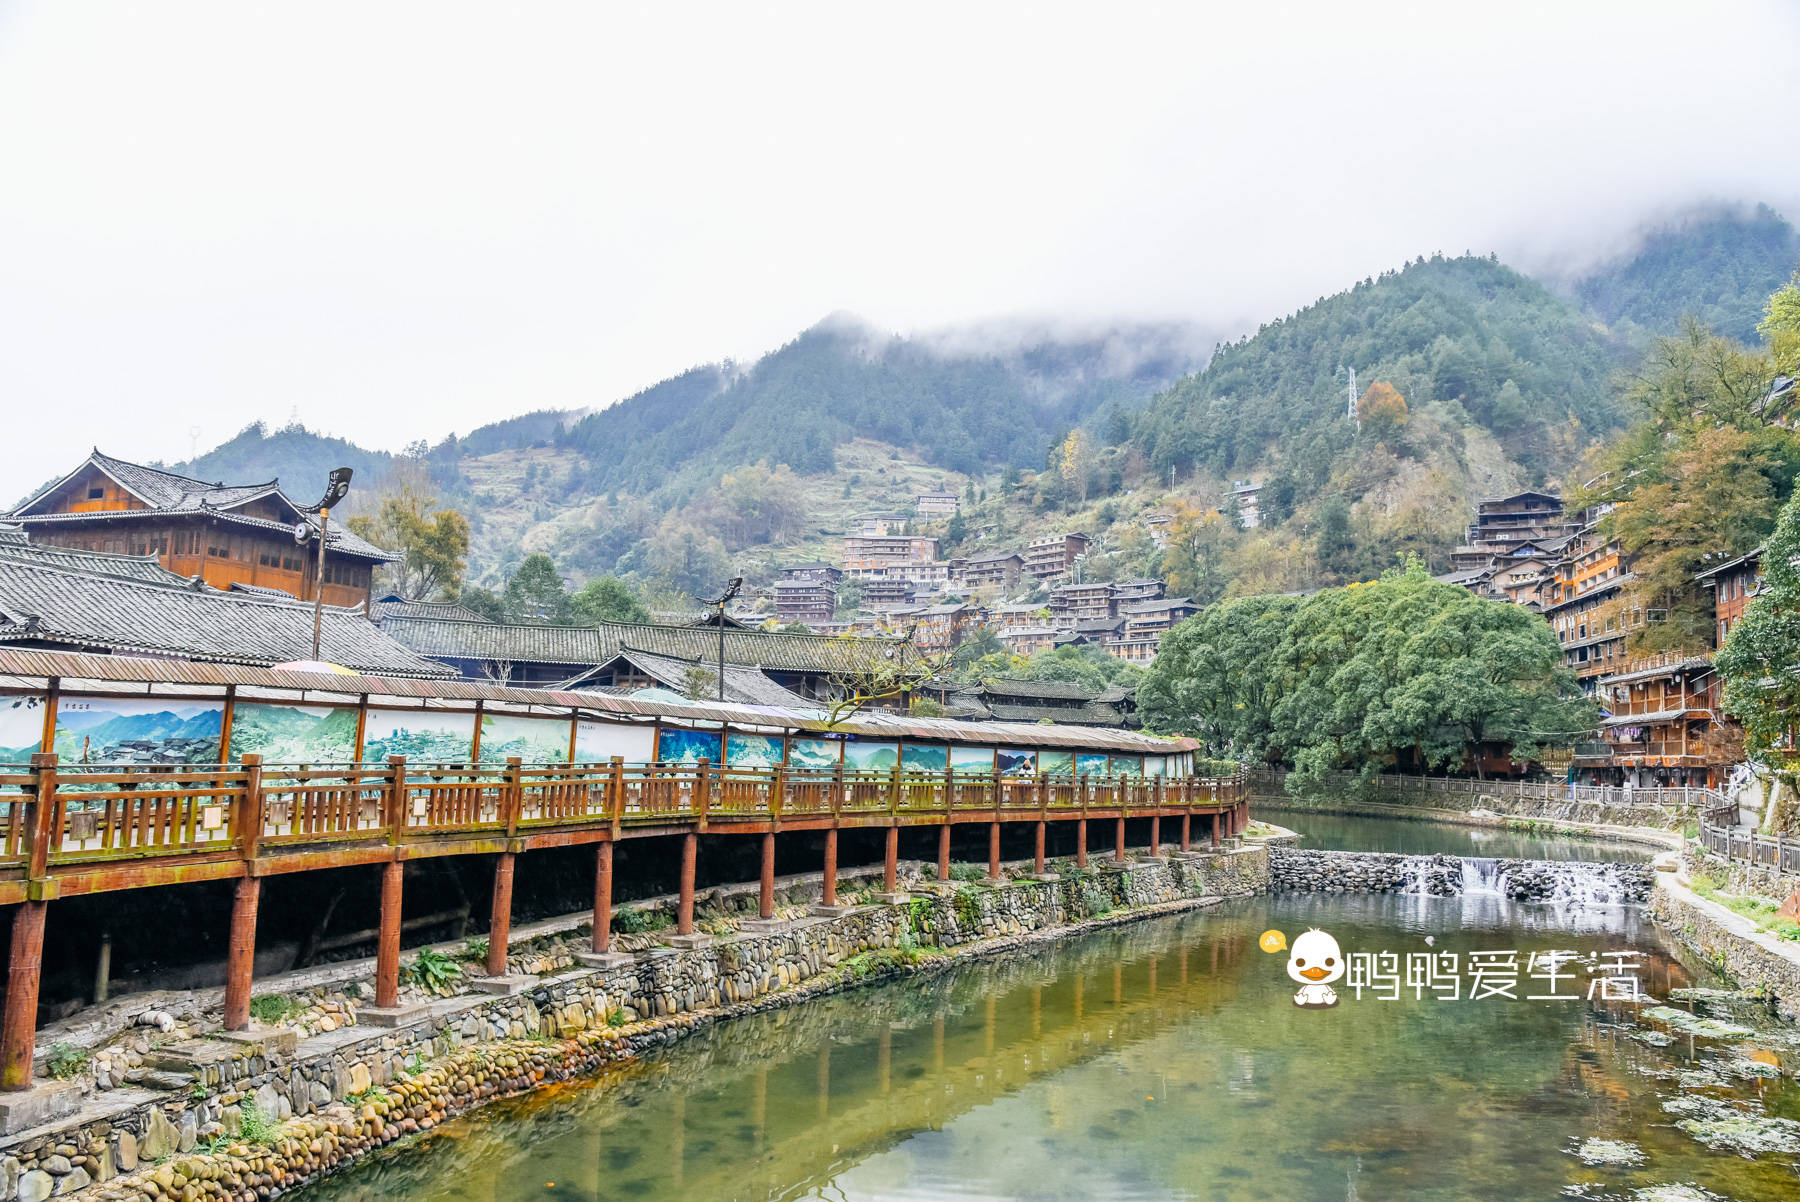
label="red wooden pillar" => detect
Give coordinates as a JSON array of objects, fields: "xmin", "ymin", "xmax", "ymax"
[
  {"xmin": 593, "ymin": 841, "xmax": 614, "ymax": 954},
  {"xmin": 1114, "ymin": 815, "xmax": 1127, "ymax": 861},
  {"xmin": 883, "ymin": 826, "xmax": 899, "ymax": 893},
  {"xmin": 376, "ymin": 860, "xmax": 403, "ymax": 1008},
  {"xmin": 937, "ymin": 823, "xmax": 951, "ymax": 883},
  {"xmin": 1076, "ymin": 818, "xmax": 1088, "ymax": 868},
  {"xmin": 987, "ymin": 820, "xmax": 1001, "ymax": 879},
  {"xmin": 1033, "ymin": 820, "xmax": 1046, "ymax": 875},
  {"xmin": 1180, "ymin": 811, "xmax": 1191, "ymax": 852},
  {"xmin": 822, "ymin": 827, "xmax": 839, "ymax": 907},
  {"xmin": 487, "ymin": 851, "xmax": 516, "ymax": 976},
  {"xmin": 223, "ymin": 876, "xmax": 262, "ymax": 1031},
  {"xmin": 1149, "ymin": 815, "xmax": 1161, "ymax": 858},
  {"xmin": 1210, "ymin": 810, "xmax": 1221, "ymax": 849},
  {"xmin": 677, "ymin": 832, "xmax": 698, "ymax": 935},
  {"xmin": 1, "ymin": 901, "xmax": 47, "ymax": 1091},
  {"xmin": 759, "ymin": 832, "xmax": 776, "ymax": 919}
]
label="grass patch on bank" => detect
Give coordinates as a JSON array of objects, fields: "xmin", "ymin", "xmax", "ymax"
[{"xmin": 1689, "ymin": 873, "xmax": 1800, "ymax": 942}]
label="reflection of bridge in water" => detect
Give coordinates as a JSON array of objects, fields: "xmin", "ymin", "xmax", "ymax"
[{"xmin": 304, "ymin": 912, "xmax": 1256, "ymax": 1202}]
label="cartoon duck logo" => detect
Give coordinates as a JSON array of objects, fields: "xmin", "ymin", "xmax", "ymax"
[{"xmin": 1287, "ymin": 928, "xmax": 1344, "ymax": 1008}]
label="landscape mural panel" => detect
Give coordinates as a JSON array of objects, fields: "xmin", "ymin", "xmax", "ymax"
[
  {"xmin": 230, "ymin": 703, "xmax": 358, "ymax": 763},
  {"xmin": 573, "ymin": 721, "xmax": 655, "ymax": 765},
  {"xmin": 658, "ymin": 727, "xmax": 721, "ymax": 764},
  {"xmin": 787, "ymin": 738, "xmax": 840, "ymax": 769},
  {"xmin": 1113, "ymin": 755, "xmax": 1143, "ymax": 777},
  {"xmin": 996, "ymin": 747, "xmax": 1035, "ymax": 776},
  {"xmin": 1076, "ymin": 753, "xmax": 1109, "ymax": 776},
  {"xmin": 479, "ymin": 714, "xmax": 572, "ymax": 763},
  {"xmin": 902, "ymin": 743, "xmax": 947, "ymax": 773},
  {"xmin": 844, "ymin": 741, "xmax": 898, "ymax": 772},
  {"xmin": 725, "ymin": 734, "xmax": 784, "ymax": 767},
  {"xmin": 1039, "ymin": 750, "xmax": 1075, "ymax": 777},
  {"xmin": 0, "ymin": 694, "xmax": 47, "ymax": 763},
  {"xmin": 55, "ymin": 696, "xmax": 224, "ymax": 765},
  {"xmin": 362, "ymin": 709, "xmax": 475, "ymax": 763},
  {"xmin": 950, "ymin": 746, "xmax": 995, "ymax": 776}
]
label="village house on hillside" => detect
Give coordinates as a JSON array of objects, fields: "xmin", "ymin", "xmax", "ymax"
[{"xmin": 6, "ymin": 450, "xmax": 396, "ymax": 612}]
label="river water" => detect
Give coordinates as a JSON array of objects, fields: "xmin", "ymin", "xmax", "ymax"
[
  {"xmin": 1269, "ymin": 809, "xmax": 1659, "ymax": 862},
  {"xmin": 299, "ymin": 824, "xmax": 1798, "ymax": 1202}
]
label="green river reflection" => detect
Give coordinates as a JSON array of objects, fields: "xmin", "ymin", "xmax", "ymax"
[{"xmin": 300, "ymin": 884, "xmax": 1799, "ymax": 1202}]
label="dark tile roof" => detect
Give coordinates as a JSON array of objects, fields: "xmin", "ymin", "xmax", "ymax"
[
  {"xmin": 10, "ymin": 451, "xmax": 395, "ymax": 562},
  {"xmin": 1117, "ymin": 597, "xmax": 1196, "ymax": 614},
  {"xmin": 600, "ymin": 646, "xmax": 816, "ymax": 708},
  {"xmin": 376, "ymin": 615, "xmax": 919, "ymax": 676},
  {"xmin": 0, "ymin": 555, "xmax": 455, "ymax": 677},
  {"xmin": 371, "ymin": 596, "xmax": 496, "ymax": 623},
  {"xmin": 0, "ymin": 538, "xmax": 196, "ymax": 587},
  {"xmin": 968, "ymin": 678, "xmax": 1099, "ymax": 701}
]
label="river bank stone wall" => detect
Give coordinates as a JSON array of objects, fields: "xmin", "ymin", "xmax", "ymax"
[
  {"xmin": 0, "ymin": 845, "xmax": 1267, "ymax": 1202},
  {"xmin": 1253, "ymin": 781, "xmax": 1693, "ymax": 831},
  {"xmin": 1269, "ymin": 848, "xmax": 1654, "ymax": 903},
  {"xmin": 1648, "ymin": 878, "xmax": 1800, "ymax": 1023}
]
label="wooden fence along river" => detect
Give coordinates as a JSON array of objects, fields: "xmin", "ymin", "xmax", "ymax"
[{"xmin": 0, "ymin": 755, "xmax": 1246, "ymax": 1092}]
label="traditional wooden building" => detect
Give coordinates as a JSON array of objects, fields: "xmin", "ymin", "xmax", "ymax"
[
  {"xmin": 7, "ymin": 451, "xmax": 396, "ymax": 611},
  {"xmin": 1023, "ymin": 532, "xmax": 1093, "ymax": 581}
]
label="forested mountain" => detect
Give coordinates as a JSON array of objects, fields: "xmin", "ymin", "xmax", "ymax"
[
  {"xmin": 1130, "ymin": 254, "xmax": 1626, "ymax": 487},
  {"xmin": 433, "ymin": 315, "xmax": 1211, "ymax": 495},
  {"xmin": 1569, "ymin": 204, "xmax": 1799, "ymax": 344},
  {"xmin": 168, "ymin": 422, "xmax": 394, "ymax": 497}
]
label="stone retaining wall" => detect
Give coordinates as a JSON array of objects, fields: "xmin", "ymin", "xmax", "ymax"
[
  {"xmin": 1, "ymin": 847, "xmax": 1267, "ymax": 1202},
  {"xmin": 1269, "ymin": 848, "xmax": 1461, "ymax": 895},
  {"xmin": 1253, "ymin": 784, "xmax": 1692, "ymax": 831},
  {"xmin": 1647, "ymin": 878, "xmax": 1800, "ymax": 1023},
  {"xmin": 1680, "ymin": 846, "xmax": 1800, "ymax": 904}
]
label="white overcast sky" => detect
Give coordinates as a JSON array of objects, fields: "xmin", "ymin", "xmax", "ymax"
[{"xmin": 2, "ymin": 1, "xmax": 1798, "ymax": 470}]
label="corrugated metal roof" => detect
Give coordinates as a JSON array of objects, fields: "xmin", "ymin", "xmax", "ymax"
[{"xmin": 0, "ymin": 647, "xmax": 1197, "ymax": 753}]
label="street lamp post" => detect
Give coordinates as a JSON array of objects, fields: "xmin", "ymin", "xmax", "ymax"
[
  {"xmin": 704, "ymin": 577, "xmax": 744, "ymax": 702},
  {"xmin": 301, "ymin": 468, "xmax": 354, "ymax": 661}
]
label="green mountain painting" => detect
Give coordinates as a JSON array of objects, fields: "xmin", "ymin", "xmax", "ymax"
[
  {"xmin": 787, "ymin": 739, "xmax": 839, "ymax": 770},
  {"xmin": 231, "ymin": 703, "xmax": 358, "ymax": 763},
  {"xmin": 844, "ymin": 742, "xmax": 899, "ymax": 772},
  {"xmin": 725, "ymin": 734, "xmax": 783, "ymax": 768},
  {"xmin": 52, "ymin": 698, "xmax": 223, "ymax": 765},
  {"xmin": 479, "ymin": 715, "xmax": 572, "ymax": 764}
]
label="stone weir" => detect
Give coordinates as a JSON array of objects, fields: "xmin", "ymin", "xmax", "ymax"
[
  {"xmin": 0, "ymin": 846, "xmax": 1268, "ymax": 1202},
  {"xmin": 1270, "ymin": 847, "xmax": 1654, "ymax": 905}
]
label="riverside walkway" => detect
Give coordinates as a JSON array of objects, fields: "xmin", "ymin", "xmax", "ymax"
[{"xmin": 0, "ymin": 648, "xmax": 1243, "ymax": 1099}]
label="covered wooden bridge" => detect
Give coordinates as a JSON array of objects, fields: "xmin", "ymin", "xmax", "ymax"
[{"xmin": 0, "ymin": 649, "xmax": 1244, "ymax": 1094}]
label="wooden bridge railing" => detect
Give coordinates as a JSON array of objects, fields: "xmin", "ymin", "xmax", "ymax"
[{"xmin": 0, "ymin": 753, "xmax": 1250, "ymax": 877}]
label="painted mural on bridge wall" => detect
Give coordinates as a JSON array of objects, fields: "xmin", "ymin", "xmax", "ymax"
[
  {"xmin": 231, "ymin": 702, "xmax": 358, "ymax": 763},
  {"xmin": 479, "ymin": 714, "xmax": 572, "ymax": 763},
  {"xmin": 845, "ymin": 741, "xmax": 899, "ymax": 772},
  {"xmin": 0, "ymin": 694, "xmax": 46, "ymax": 763},
  {"xmin": 362, "ymin": 709, "xmax": 475, "ymax": 763},
  {"xmin": 725, "ymin": 734, "xmax": 783, "ymax": 767},
  {"xmin": 54, "ymin": 696, "xmax": 224, "ymax": 765}
]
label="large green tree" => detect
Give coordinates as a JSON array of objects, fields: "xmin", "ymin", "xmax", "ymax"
[
  {"xmin": 502, "ymin": 553, "xmax": 573, "ymax": 625},
  {"xmin": 571, "ymin": 576, "xmax": 651, "ymax": 625},
  {"xmin": 1140, "ymin": 562, "xmax": 1594, "ymax": 785},
  {"xmin": 1717, "ymin": 488, "xmax": 1800, "ymax": 782}
]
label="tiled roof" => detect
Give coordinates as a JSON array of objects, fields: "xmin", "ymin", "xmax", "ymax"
[
  {"xmin": 376, "ymin": 615, "xmax": 919, "ymax": 676},
  {"xmin": 10, "ymin": 451, "xmax": 395, "ymax": 562},
  {"xmin": 1118, "ymin": 597, "xmax": 1195, "ymax": 614},
  {"xmin": 8, "ymin": 507, "xmax": 396, "ymax": 563},
  {"xmin": 0, "ymin": 556, "xmax": 455, "ymax": 677},
  {"xmin": 602, "ymin": 646, "xmax": 816, "ymax": 708},
  {"xmin": 371, "ymin": 596, "xmax": 496, "ymax": 623},
  {"xmin": 969, "ymin": 678, "xmax": 1100, "ymax": 701},
  {"xmin": 0, "ymin": 538, "xmax": 195, "ymax": 587}
]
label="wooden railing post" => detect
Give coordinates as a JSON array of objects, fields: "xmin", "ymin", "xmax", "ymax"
[
  {"xmin": 503, "ymin": 756, "xmax": 523, "ymax": 837},
  {"xmin": 696, "ymin": 758, "xmax": 711, "ymax": 831},
  {"xmin": 609, "ymin": 757, "xmax": 625, "ymax": 837},
  {"xmin": 239, "ymin": 754, "xmax": 265, "ymax": 861},
  {"xmin": 23, "ymin": 753, "xmax": 56, "ymax": 883},
  {"xmin": 386, "ymin": 755, "xmax": 408, "ymax": 845}
]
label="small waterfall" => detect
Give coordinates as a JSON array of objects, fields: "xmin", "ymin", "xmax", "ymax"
[
  {"xmin": 1496, "ymin": 859, "xmax": 1649, "ymax": 907},
  {"xmin": 1460, "ymin": 857, "xmax": 1504, "ymax": 897},
  {"xmin": 1398, "ymin": 854, "xmax": 1462, "ymax": 896}
]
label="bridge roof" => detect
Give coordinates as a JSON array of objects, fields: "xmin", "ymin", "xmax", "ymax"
[{"xmin": 0, "ymin": 647, "xmax": 1196, "ymax": 754}]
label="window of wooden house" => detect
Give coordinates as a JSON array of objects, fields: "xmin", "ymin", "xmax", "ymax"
[{"xmin": 87, "ymin": 486, "xmax": 104, "ymax": 500}]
